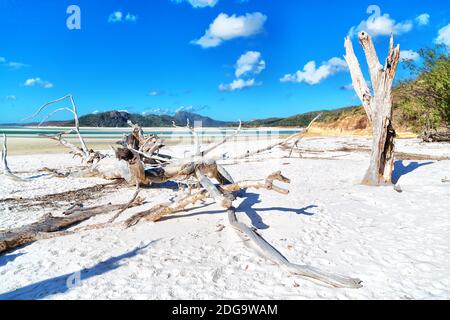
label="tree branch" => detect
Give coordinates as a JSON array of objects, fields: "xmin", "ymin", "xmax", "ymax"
[
  {"xmin": 1, "ymin": 134, "xmax": 27, "ymax": 182},
  {"xmin": 358, "ymin": 31, "xmax": 383, "ymax": 94},
  {"xmin": 344, "ymin": 37, "xmax": 373, "ymax": 122}
]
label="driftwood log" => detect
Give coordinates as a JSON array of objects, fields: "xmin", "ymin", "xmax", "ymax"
[
  {"xmin": 422, "ymin": 129, "xmax": 450, "ymax": 143},
  {"xmin": 0, "ymin": 201, "xmax": 145, "ymax": 254},
  {"xmin": 345, "ymin": 32, "xmax": 400, "ymax": 185},
  {"xmin": 0, "ymin": 97, "xmax": 362, "ymax": 288}
]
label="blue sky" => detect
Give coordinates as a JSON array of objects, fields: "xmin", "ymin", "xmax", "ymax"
[{"xmin": 0, "ymin": 0, "xmax": 449, "ymax": 123}]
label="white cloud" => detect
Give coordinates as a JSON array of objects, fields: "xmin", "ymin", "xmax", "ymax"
[
  {"xmin": 175, "ymin": 105, "xmax": 194, "ymax": 113},
  {"xmin": 219, "ymin": 78, "xmax": 258, "ymax": 91},
  {"xmin": 435, "ymin": 23, "xmax": 450, "ymax": 47},
  {"xmin": 125, "ymin": 13, "xmax": 138, "ymax": 22},
  {"xmin": 173, "ymin": 0, "xmax": 219, "ymax": 8},
  {"xmin": 108, "ymin": 11, "xmax": 137, "ymax": 23},
  {"xmin": 415, "ymin": 13, "xmax": 430, "ymax": 26},
  {"xmin": 24, "ymin": 78, "xmax": 54, "ymax": 89},
  {"xmin": 142, "ymin": 105, "xmax": 207, "ymax": 116},
  {"xmin": 235, "ymin": 51, "xmax": 265, "ymax": 78},
  {"xmin": 7, "ymin": 62, "xmax": 28, "ymax": 69},
  {"xmin": 143, "ymin": 108, "xmax": 171, "ymax": 116},
  {"xmin": 174, "ymin": 105, "xmax": 208, "ymax": 113},
  {"xmin": 219, "ymin": 51, "xmax": 265, "ymax": 91},
  {"xmin": 148, "ymin": 90, "xmax": 164, "ymax": 96},
  {"xmin": 192, "ymin": 12, "xmax": 267, "ymax": 48},
  {"xmin": 349, "ymin": 13, "xmax": 413, "ymax": 37},
  {"xmin": 92, "ymin": 110, "xmax": 100, "ymax": 114},
  {"xmin": 340, "ymin": 84, "xmax": 354, "ymax": 91},
  {"xmin": 280, "ymin": 57, "xmax": 348, "ymax": 85},
  {"xmin": 108, "ymin": 11, "xmax": 123, "ymax": 23},
  {"xmin": 400, "ymin": 50, "xmax": 420, "ymax": 62},
  {"xmin": 1, "ymin": 95, "xmax": 17, "ymax": 102},
  {"xmin": 0, "ymin": 57, "xmax": 28, "ymax": 69}
]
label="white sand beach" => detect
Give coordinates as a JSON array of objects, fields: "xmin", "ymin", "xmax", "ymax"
[{"xmin": 0, "ymin": 137, "xmax": 449, "ymax": 299}]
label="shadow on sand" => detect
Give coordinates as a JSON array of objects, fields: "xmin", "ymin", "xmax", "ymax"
[
  {"xmin": 160, "ymin": 191, "xmax": 318, "ymax": 230},
  {"xmin": 392, "ymin": 160, "xmax": 434, "ymax": 184},
  {"xmin": 0, "ymin": 242, "xmax": 156, "ymax": 300},
  {"xmin": 0, "ymin": 253, "xmax": 25, "ymax": 268}
]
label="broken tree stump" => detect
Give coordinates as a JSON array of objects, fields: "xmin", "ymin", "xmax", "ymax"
[{"xmin": 344, "ymin": 32, "xmax": 400, "ymax": 185}]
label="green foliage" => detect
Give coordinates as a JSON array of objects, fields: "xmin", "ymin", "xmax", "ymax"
[
  {"xmin": 395, "ymin": 45, "xmax": 450, "ymax": 132},
  {"xmin": 243, "ymin": 106, "xmax": 363, "ymax": 128}
]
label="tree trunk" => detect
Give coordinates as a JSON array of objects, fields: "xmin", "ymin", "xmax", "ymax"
[
  {"xmin": 362, "ymin": 98, "xmax": 396, "ymax": 185},
  {"xmin": 344, "ymin": 32, "xmax": 400, "ymax": 186}
]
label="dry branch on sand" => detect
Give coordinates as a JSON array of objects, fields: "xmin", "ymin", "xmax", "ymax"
[
  {"xmin": 422, "ymin": 129, "xmax": 450, "ymax": 143},
  {"xmin": 1, "ymin": 134, "xmax": 27, "ymax": 182},
  {"xmin": 0, "ymin": 200, "xmax": 144, "ymax": 253},
  {"xmin": 345, "ymin": 31, "xmax": 400, "ymax": 186},
  {"xmin": 0, "ymin": 98, "xmax": 362, "ymax": 288}
]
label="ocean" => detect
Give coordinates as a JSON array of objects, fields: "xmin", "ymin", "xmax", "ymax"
[{"xmin": 0, "ymin": 126, "xmax": 300, "ymax": 139}]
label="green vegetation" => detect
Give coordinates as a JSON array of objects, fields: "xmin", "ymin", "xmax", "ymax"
[
  {"xmin": 243, "ymin": 106, "xmax": 363, "ymax": 128},
  {"xmin": 394, "ymin": 46, "xmax": 450, "ymax": 132}
]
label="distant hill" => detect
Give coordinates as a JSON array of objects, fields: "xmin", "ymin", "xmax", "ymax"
[
  {"xmin": 1, "ymin": 105, "xmax": 413, "ymax": 133},
  {"xmin": 25, "ymin": 110, "xmax": 234, "ymax": 128},
  {"xmin": 173, "ymin": 111, "xmax": 232, "ymax": 127},
  {"xmin": 47, "ymin": 107, "xmax": 364, "ymax": 129},
  {"xmin": 242, "ymin": 106, "xmax": 363, "ymax": 127},
  {"xmin": 2, "ymin": 107, "xmax": 366, "ymax": 128}
]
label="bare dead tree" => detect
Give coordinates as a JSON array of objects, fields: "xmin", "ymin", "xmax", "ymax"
[
  {"xmin": 1, "ymin": 97, "xmax": 362, "ymax": 288},
  {"xmin": 25, "ymin": 95, "xmax": 102, "ymax": 164},
  {"xmin": 225, "ymin": 113, "xmax": 322, "ymax": 162},
  {"xmin": 344, "ymin": 32, "xmax": 400, "ymax": 185},
  {"xmin": 285, "ymin": 113, "xmax": 322, "ymax": 158}
]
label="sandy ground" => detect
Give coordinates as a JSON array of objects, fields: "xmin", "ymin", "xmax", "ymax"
[
  {"xmin": 0, "ymin": 137, "xmax": 449, "ymax": 300},
  {"xmin": 4, "ymin": 134, "xmax": 288, "ymax": 156}
]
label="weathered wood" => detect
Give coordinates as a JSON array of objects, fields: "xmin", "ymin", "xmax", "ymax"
[
  {"xmin": 124, "ymin": 171, "xmax": 290, "ymax": 227},
  {"xmin": 26, "ymin": 95, "xmax": 91, "ymax": 161},
  {"xmin": 227, "ymin": 207, "xmax": 362, "ymax": 288},
  {"xmin": 345, "ymin": 32, "xmax": 400, "ymax": 185},
  {"xmin": 1, "ymin": 134, "xmax": 26, "ymax": 182},
  {"xmin": 108, "ymin": 182, "xmax": 141, "ymax": 223},
  {"xmin": 123, "ymin": 171, "xmax": 361, "ymax": 288},
  {"xmin": 200, "ymin": 120, "xmax": 242, "ymax": 157},
  {"xmin": 0, "ymin": 203, "xmax": 136, "ymax": 254},
  {"xmin": 231, "ymin": 113, "xmax": 323, "ymax": 161},
  {"xmin": 39, "ymin": 131, "xmax": 85, "ymax": 160},
  {"xmin": 422, "ymin": 129, "xmax": 450, "ymax": 143},
  {"xmin": 173, "ymin": 119, "xmax": 201, "ymax": 156},
  {"xmin": 286, "ymin": 113, "xmax": 322, "ymax": 158},
  {"xmin": 16, "ymin": 96, "xmax": 364, "ymax": 289},
  {"xmin": 344, "ymin": 38, "xmax": 372, "ymax": 122}
]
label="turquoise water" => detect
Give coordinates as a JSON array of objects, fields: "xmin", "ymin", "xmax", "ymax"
[{"xmin": 0, "ymin": 126, "xmax": 299, "ymax": 137}]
